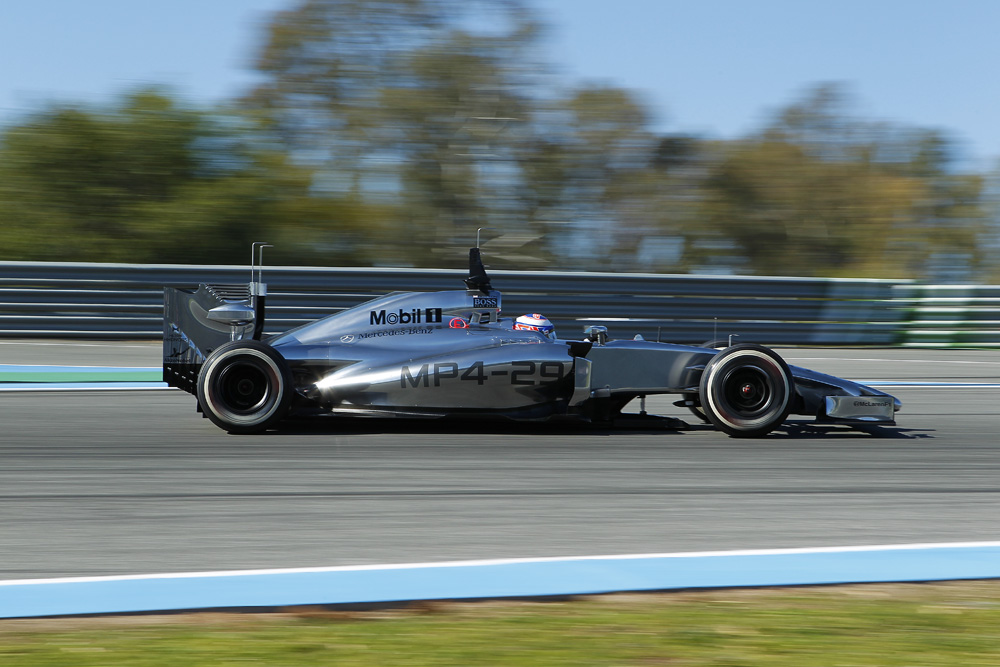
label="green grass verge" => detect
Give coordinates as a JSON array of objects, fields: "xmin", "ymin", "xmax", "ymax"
[{"xmin": 3, "ymin": 582, "xmax": 1000, "ymax": 666}]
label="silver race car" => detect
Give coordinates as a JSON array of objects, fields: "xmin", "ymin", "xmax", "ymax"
[{"xmin": 164, "ymin": 247, "xmax": 900, "ymax": 436}]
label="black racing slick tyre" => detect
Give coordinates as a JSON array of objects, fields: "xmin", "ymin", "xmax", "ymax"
[
  {"xmin": 197, "ymin": 340, "xmax": 292, "ymax": 434},
  {"xmin": 698, "ymin": 343, "xmax": 794, "ymax": 438}
]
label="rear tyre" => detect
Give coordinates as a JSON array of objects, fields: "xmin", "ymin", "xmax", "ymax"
[
  {"xmin": 698, "ymin": 343, "xmax": 793, "ymax": 438},
  {"xmin": 197, "ymin": 340, "xmax": 292, "ymax": 434}
]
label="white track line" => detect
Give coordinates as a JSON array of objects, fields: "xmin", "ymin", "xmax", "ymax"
[{"xmin": 6, "ymin": 541, "xmax": 1000, "ymax": 587}]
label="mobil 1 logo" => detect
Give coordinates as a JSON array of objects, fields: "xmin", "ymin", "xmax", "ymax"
[{"xmin": 370, "ymin": 307, "xmax": 443, "ymax": 326}]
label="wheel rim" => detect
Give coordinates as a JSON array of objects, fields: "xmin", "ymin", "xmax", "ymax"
[
  {"xmin": 721, "ymin": 366, "xmax": 773, "ymax": 417},
  {"xmin": 217, "ymin": 361, "xmax": 272, "ymax": 413}
]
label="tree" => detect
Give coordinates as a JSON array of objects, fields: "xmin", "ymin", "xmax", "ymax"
[
  {"xmin": 3, "ymin": 14, "xmax": 990, "ymax": 282},
  {"xmin": 244, "ymin": 0, "xmax": 551, "ymax": 266},
  {"xmin": 694, "ymin": 84, "xmax": 987, "ymax": 278},
  {"xmin": 0, "ymin": 89, "xmax": 374, "ymax": 265}
]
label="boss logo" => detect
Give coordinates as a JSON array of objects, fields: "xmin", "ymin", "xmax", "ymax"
[{"xmin": 473, "ymin": 297, "xmax": 498, "ymax": 309}]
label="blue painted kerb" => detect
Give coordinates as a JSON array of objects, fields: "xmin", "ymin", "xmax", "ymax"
[{"xmin": 3, "ymin": 544, "xmax": 1000, "ymax": 619}]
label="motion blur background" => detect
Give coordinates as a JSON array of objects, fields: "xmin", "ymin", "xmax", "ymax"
[{"xmin": 1, "ymin": 0, "xmax": 998, "ymax": 282}]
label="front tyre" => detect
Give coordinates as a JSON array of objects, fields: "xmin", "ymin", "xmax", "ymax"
[
  {"xmin": 698, "ymin": 343, "xmax": 793, "ymax": 438},
  {"xmin": 197, "ymin": 340, "xmax": 292, "ymax": 434},
  {"xmin": 685, "ymin": 339, "xmax": 730, "ymax": 423}
]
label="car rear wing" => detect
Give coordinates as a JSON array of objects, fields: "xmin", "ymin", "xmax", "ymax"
[
  {"xmin": 163, "ymin": 243, "xmax": 272, "ymax": 395},
  {"xmin": 162, "ymin": 282, "xmax": 266, "ymax": 394}
]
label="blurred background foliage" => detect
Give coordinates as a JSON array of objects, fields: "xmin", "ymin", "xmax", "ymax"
[{"xmin": 0, "ymin": 0, "xmax": 997, "ymax": 281}]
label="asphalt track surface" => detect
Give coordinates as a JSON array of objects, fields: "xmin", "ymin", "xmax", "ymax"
[{"xmin": 2, "ymin": 340, "xmax": 999, "ymax": 581}]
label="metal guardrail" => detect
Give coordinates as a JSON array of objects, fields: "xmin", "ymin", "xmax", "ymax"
[
  {"xmin": 1, "ymin": 260, "xmax": 993, "ymax": 347},
  {"xmin": 896, "ymin": 284, "xmax": 1000, "ymax": 348}
]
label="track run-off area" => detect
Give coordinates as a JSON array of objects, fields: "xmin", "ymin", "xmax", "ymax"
[{"xmin": 1, "ymin": 340, "xmax": 999, "ymax": 613}]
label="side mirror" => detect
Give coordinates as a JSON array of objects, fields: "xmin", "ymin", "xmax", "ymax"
[
  {"xmin": 207, "ymin": 303, "xmax": 256, "ymax": 341},
  {"xmin": 584, "ymin": 325, "xmax": 608, "ymax": 346},
  {"xmin": 207, "ymin": 303, "xmax": 256, "ymax": 326}
]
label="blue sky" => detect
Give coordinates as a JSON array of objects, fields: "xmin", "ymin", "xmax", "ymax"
[{"xmin": 2, "ymin": 0, "xmax": 999, "ymax": 168}]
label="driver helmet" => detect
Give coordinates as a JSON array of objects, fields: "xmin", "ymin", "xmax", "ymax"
[{"xmin": 514, "ymin": 313, "xmax": 556, "ymax": 340}]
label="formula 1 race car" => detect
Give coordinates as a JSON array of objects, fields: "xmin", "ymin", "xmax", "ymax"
[{"xmin": 163, "ymin": 246, "xmax": 900, "ymax": 436}]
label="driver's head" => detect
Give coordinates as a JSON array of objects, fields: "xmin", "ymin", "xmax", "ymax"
[{"xmin": 514, "ymin": 313, "xmax": 556, "ymax": 340}]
